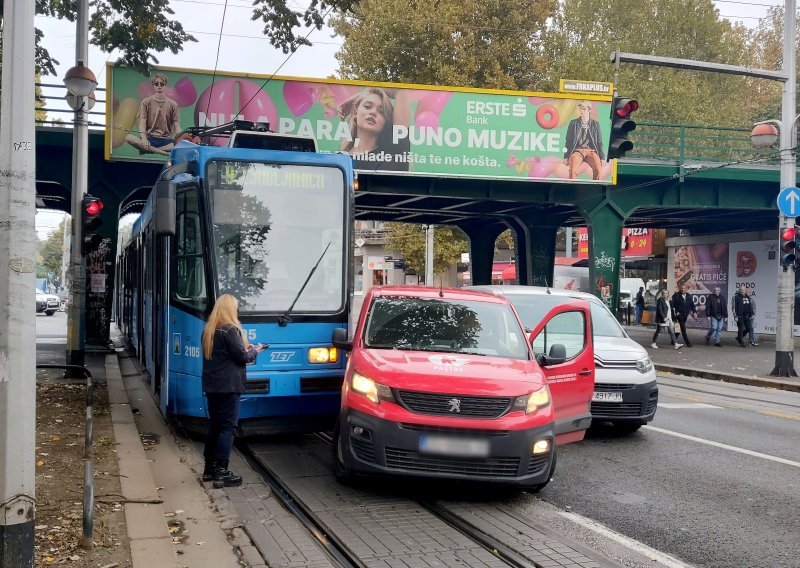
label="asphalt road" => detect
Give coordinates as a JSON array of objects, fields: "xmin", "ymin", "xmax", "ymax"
[{"xmin": 537, "ymin": 374, "xmax": 800, "ymax": 568}]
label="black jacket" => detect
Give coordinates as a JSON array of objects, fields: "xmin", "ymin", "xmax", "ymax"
[
  {"xmin": 705, "ymin": 293, "xmax": 727, "ymax": 319},
  {"xmin": 202, "ymin": 324, "xmax": 256, "ymax": 394},
  {"xmin": 635, "ymin": 291, "xmax": 645, "ymax": 307},
  {"xmin": 732, "ymin": 292, "xmax": 756, "ymax": 319},
  {"xmin": 564, "ymin": 118, "xmax": 605, "ymax": 161},
  {"xmin": 655, "ymin": 297, "xmax": 673, "ymax": 324},
  {"xmin": 671, "ymin": 292, "xmax": 696, "ymax": 318}
]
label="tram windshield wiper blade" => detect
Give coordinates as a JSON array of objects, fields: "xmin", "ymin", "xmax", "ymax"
[{"xmin": 277, "ymin": 242, "xmax": 331, "ymax": 326}]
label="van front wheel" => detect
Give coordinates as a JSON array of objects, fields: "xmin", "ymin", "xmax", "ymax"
[{"xmin": 331, "ymin": 420, "xmax": 354, "ymax": 485}]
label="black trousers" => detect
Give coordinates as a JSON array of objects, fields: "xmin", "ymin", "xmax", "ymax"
[
  {"xmin": 676, "ymin": 314, "xmax": 692, "ymax": 346},
  {"xmin": 203, "ymin": 392, "xmax": 241, "ymax": 463}
]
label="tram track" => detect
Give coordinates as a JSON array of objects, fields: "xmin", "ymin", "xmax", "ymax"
[{"xmin": 239, "ymin": 433, "xmax": 547, "ymax": 568}]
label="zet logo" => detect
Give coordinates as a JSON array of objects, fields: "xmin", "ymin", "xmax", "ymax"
[
  {"xmin": 428, "ymin": 355, "xmax": 470, "ymax": 369},
  {"xmin": 270, "ymin": 351, "xmax": 295, "ymax": 363}
]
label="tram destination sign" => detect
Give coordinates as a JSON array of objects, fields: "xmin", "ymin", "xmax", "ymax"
[{"xmin": 107, "ymin": 65, "xmax": 615, "ymax": 184}]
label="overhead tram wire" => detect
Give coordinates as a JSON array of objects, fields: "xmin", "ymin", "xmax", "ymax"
[{"xmin": 202, "ymin": 0, "xmax": 231, "ymax": 143}]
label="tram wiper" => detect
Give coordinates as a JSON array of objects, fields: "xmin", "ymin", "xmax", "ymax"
[{"xmin": 277, "ymin": 242, "xmax": 331, "ymax": 327}]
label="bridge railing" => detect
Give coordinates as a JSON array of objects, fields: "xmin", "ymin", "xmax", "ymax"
[
  {"xmin": 36, "ymin": 82, "xmax": 106, "ymax": 130},
  {"xmin": 629, "ymin": 122, "xmax": 778, "ymax": 165}
]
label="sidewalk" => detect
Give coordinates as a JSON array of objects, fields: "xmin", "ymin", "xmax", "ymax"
[{"xmin": 623, "ymin": 324, "xmax": 800, "ymax": 392}]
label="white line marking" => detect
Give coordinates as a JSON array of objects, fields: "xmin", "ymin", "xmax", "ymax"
[
  {"xmin": 658, "ymin": 403, "xmax": 721, "ymax": 409},
  {"xmin": 643, "ymin": 425, "xmax": 800, "ymax": 468},
  {"xmin": 558, "ymin": 511, "xmax": 693, "ymax": 568}
]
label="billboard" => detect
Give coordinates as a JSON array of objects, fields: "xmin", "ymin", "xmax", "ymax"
[
  {"xmin": 577, "ymin": 227, "xmax": 654, "ymax": 258},
  {"xmin": 106, "ymin": 65, "xmax": 615, "ymax": 183}
]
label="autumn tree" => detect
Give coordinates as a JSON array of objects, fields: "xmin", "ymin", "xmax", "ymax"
[
  {"xmin": 544, "ymin": 0, "xmax": 760, "ymax": 128},
  {"xmin": 385, "ymin": 223, "xmax": 468, "ymax": 277},
  {"xmin": 330, "ymin": 0, "xmax": 556, "ymax": 89},
  {"xmin": 37, "ymin": 220, "xmax": 69, "ymax": 282}
]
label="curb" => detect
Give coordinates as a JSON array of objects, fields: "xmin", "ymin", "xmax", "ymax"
[{"xmin": 655, "ymin": 363, "xmax": 800, "ymax": 392}]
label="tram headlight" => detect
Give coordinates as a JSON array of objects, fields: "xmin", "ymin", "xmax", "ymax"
[
  {"xmin": 309, "ymin": 347, "xmax": 338, "ymax": 364},
  {"xmin": 351, "ymin": 372, "xmax": 393, "ymax": 404}
]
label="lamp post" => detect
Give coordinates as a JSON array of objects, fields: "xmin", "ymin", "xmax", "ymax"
[
  {"xmin": 63, "ymin": 3, "xmax": 97, "ymax": 371},
  {"xmin": 749, "ymin": 0, "xmax": 798, "ymax": 377}
]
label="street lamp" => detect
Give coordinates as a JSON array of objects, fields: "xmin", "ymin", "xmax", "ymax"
[{"xmin": 63, "ymin": 57, "xmax": 97, "ymax": 372}]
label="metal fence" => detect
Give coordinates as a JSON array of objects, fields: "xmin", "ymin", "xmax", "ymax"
[{"xmin": 36, "ymin": 82, "xmax": 106, "ymax": 130}]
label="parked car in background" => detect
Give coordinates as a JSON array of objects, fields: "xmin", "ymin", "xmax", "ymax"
[
  {"xmin": 36, "ymin": 292, "xmax": 60, "ymax": 316},
  {"xmin": 330, "ymin": 286, "xmax": 595, "ymax": 491},
  {"xmin": 468, "ymin": 285, "xmax": 657, "ymax": 433}
]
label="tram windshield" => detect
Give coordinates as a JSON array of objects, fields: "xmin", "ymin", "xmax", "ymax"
[{"xmin": 208, "ymin": 160, "xmax": 346, "ymax": 313}]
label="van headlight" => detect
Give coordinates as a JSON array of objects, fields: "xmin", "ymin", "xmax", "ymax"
[
  {"xmin": 511, "ymin": 386, "xmax": 551, "ymax": 414},
  {"xmin": 351, "ymin": 372, "xmax": 394, "ymax": 404},
  {"xmin": 636, "ymin": 357, "xmax": 654, "ymax": 374}
]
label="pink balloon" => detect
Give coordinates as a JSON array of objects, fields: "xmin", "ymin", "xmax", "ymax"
[
  {"xmin": 599, "ymin": 161, "xmax": 613, "ymax": 179},
  {"xmin": 414, "ymin": 110, "xmax": 439, "ymax": 130},
  {"xmin": 416, "ymin": 91, "xmax": 452, "ymax": 116},
  {"xmin": 526, "ymin": 156, "xmax": 552, "ymax": 178},
  {"xmin": 283, "ymin": 81, "xmax": 315, "ymax": 117},
  {"xmin": 194, "ymin": 78, "xmax": 278, "ymax": 145},
  {"xmin": 173, "ymin": 76, "xmax": 197, "ymax": 107}
]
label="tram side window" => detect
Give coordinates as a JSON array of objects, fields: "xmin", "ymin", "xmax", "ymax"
[{"xmin": 174, "ymin": 189, "xmax": 207, "ymax": 310}]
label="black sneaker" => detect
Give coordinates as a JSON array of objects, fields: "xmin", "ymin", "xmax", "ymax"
[
  {"xmin": 736, "ymin": 337, "xmax": 744, "ymax": 346},
  {"xmin": 705, "ymin": 336, "xmax": 710, "ymax": 345},
  {"xmin": 213, "ymin": 468, "xmax": 243, "ymax": 489}
]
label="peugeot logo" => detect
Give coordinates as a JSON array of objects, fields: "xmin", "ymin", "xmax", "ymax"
[{"xmin": 448, "ymin": 398, "xmax": 462, "ymax": 413}]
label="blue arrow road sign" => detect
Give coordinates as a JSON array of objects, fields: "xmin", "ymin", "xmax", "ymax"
[{"xmin": 778, "ymin": 187, "xmax": 800, "ymax": 217}]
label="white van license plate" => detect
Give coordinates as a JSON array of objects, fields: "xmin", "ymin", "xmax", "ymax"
[
  {"xmin": 419, "ymin": 435, "xmax": 490, "ymax": 457},
  {"xmin": 592, "ymin": 391, "xmax": 623, "ymax": 402}
]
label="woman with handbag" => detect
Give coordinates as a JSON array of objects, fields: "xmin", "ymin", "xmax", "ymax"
[{"xmin": 651, "ymin": 289, "xmax": 684, "ymax": 350}]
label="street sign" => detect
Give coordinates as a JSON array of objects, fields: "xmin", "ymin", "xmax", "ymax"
[
  {"xmin": 777, "ymin": 186, "xmax": 800, "ymax": 217},
  {"xmin": 355, "ymin": 238, "xmax": 365, "ymax": 248}
]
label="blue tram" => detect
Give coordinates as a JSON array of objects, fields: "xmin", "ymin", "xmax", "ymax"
[{"xmin": 116, "ymin": 123, "xmax": 355, "ymax": 434}]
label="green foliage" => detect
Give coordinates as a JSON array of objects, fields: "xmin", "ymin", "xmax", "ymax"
[
  {"xmin": 37, "ymin": 219, "xmax": 69, "ymax": 281},
  {"xmin": 385, "ymin": 223, "xmax": 468, "ymax": 276},
  {"xmin": 331, "ymin": 0, "xmax": 556, "ymax": 89},
  {"xmin": 252, "ymin": 0, "xmax": 355, "ymax": 54}
]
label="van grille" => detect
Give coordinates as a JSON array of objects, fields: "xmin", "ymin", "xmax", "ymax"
[
  {"xmin": 351, "ymin": 437, "xmax": 376, "ymax": 464},
  {"xmin": 397, "ymin": 390, "xmax": 512, "ymax": 418},
  {"xmin": 594, "ymin": 383, "xmax": 637, "ymax": 391},
  {"xmin": 591, "ymin": 401, "xmax": 642, "ymax": 416},
  {"xmin": 384, "ymin": 448, "xmax": 520, "ymax": 477}
]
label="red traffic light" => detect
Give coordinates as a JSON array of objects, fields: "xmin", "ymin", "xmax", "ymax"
[
  {"xmin": 782, "ymin": 227, "xmax": 798, "ymax": 241},
  {"xmin": 615, "ymin": 99, "xmax": 639, "ymax": 118},
  {"xmin": 85, "ymin": 199, "xmax": 103, "ymax": 216}
]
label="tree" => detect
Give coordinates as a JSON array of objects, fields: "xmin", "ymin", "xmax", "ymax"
[
  {"xmin": 385, "ymin": 222, "xmax": 467, "ymax": 277},
  {"xmin": 37, "ymin": 219, "xmax": 69, "ymax": 280},
  {"xmin": 544, "ymin": 0, "xmax": 761, "ymax": 128},
  {"xmin": 3, "ymin": 0, "xmax": 356, "ymax": 77},
  {"xmin": 330, "ymin": 0, "xmax": 556, "ymax": 89}
]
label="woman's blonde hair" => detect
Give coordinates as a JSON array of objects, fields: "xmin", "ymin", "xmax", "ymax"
[
  {"xmin": 338, "ymin": 88, "xmax": 395, "ymax": 153},
  {"xmin": 202, "ymin": 294, "xmax": 248, "ymax": 360}
]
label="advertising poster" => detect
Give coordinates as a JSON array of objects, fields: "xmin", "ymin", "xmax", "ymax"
[
  {"xmin": 578, "ymin": 227, "xmax": 654, "ymax": 258},
  {"xmin": 106, "ymin": 65, "xmax": 614, "ymax": 183},
  {"xmin": 673, "ymin": 244, "xmax": 729, "ymax": 329},
  {"xmin": 728, "ymin": 241, "xmax": 778, "ymax": 335}
]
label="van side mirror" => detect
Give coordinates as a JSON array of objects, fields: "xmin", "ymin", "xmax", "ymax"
[
  {"xmin": 537, "ymin": 343, "xmax": 567, "ymax": 367},
  {"xmin": 332, "ymin": 327, "xmax": 352, "ymax": 351},
  {"xmin": 155, "ymin": 180, "xmax": 176, "ymax": 237}
]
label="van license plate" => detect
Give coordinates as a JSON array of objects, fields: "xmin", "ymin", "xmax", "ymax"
[
  {"xmin": 419, "ymin": 435, "xmax": 490, "ymax": 457},
  {"xmin": 592, "ymin": 391, "xmax": 623, "ymax": 402}
]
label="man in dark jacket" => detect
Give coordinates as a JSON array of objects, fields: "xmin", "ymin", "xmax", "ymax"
[
  {"xmin": 564, "ymin": 102, "xmax": 605, "ymax": 180},
  {"xmin": 635, "ymin": 287, "xmax": 645, "ymax": 325},
  {"xmin": 671, "ymin": 285, "xmax": 697, "ymax": 347},
  {"xmin": 733, "ymin": 288, "xmax": 758, "ymax": 347},
  {"xmin": 705, "ymin": 286, "xmax": 727, "ymax": 346}
]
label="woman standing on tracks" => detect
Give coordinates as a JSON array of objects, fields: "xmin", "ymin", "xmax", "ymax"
[{"xmin": 201, "ymin": 294, "xmax": 265, "ymax": 488}]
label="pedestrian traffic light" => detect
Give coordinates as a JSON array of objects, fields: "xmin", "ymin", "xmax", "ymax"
[
  {"xmin": 82, "ymin": 194, "xmax": 103, "ymax": 256},
  {"xmin": 608, "ymin": 97, "xmax": 638, "ymax": 159},
  {"xmin": 780, "ymin": 227, "xmax": 800, "ymax": 270}
]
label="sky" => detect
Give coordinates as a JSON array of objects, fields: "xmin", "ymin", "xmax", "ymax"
[{"xmin": 33, "ymin": 0, "xmax": 782, "ymax": 239}]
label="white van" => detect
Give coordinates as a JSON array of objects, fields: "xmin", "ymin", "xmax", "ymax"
[{"xmin": 468, "ymin": 285, "xmax": 658, "ymax": 432}]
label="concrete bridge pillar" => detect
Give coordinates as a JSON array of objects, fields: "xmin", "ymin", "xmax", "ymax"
[
  {"xmin": 458, "ymin": 221, "xmax": 505, "ymax": 285},
  {"xmin": 513, "ymin": 213, "xmax": 567, "ymax": 288},
  {"xmin": 580, "ymin": 201, "xmax": 626, "ymax": 314}
]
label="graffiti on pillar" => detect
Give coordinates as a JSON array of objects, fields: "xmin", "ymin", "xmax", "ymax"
[
  {"xmin": 593, "ymin": 251, "xmax": 616, "ymax": 310},
  {"xmin": 531, "ymin": 245, "xmax": 552, "ymax": 286},
  {"xmin": 86, "ymin": 237, "xmax": 112, "ymax": 344}
]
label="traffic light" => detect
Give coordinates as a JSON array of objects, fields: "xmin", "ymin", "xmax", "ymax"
[
  {"xmin": 780, "ymin": 227, "xmax": 800, "ymax": 270},
  {"xmin": 82, "ymin": 194, "xmax": 103, "ymax": 256},
  {"xmin": 607, "ymin": 97, "xmax": 638, "ymax": 159}
]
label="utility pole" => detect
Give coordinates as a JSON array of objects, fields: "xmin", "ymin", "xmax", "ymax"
[
  {"xmin": 65, "ymin": 0, "xmax": 94, "ymax": 372},
  {"xmin": 424, "ymin": 224, "xmax": 435, "ymax": 286},
  {"xmin": 61, "ymin": 213, "xmax": 69, "ymax": 290},
  {"xmin": 612, "ymin": 4, "xmax": 797, "ymax": 376},
  {"xmin": 0, "ymin": 0, "xmax": 38, "ymax": 565}
]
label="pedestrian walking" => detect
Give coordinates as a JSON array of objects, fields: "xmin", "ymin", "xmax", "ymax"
[
  {"xmin": 704, "ymin": 286, "xmax": 727, "ymax": 347},
  {"xmin": 201, "ymin": 294, "xmax": 266, "ymax": 488},
  {"xmin": 635, "ymin": 286, "xmax": 645, "ymax": 325},
  {"xmin": 671, "ymin": 285, "xmax": 697, "ymax": 347},
  {"xmin": 652, "ymin": 289, "xmax": 683, "ymax": 350},
  {"xmin": 733, "ymin": 288, "xmax": 758, "ymax": 347}
]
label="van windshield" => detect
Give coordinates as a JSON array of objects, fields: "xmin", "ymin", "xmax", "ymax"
[
  {"xmin": 364, "ymin": 296, "xmax": 529, "ymax": 360},
  {"xmin": 504, "ymin": 294, "xmax": 627, "ymax": 339}
]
